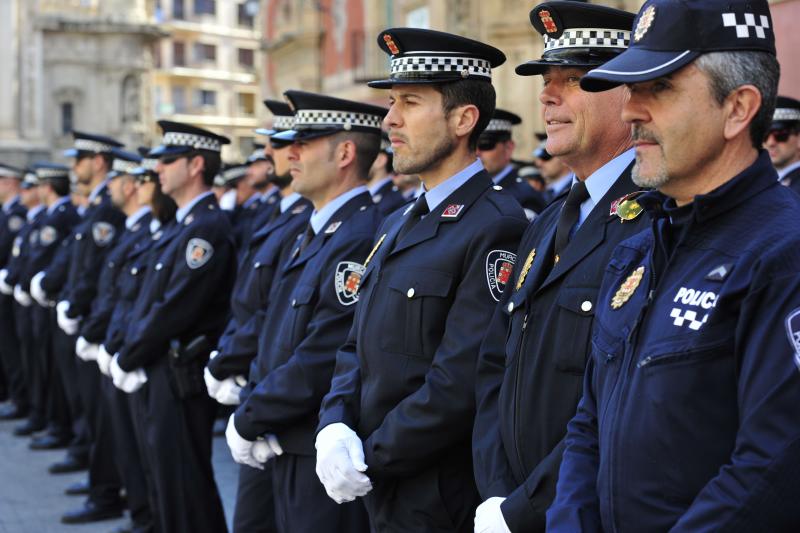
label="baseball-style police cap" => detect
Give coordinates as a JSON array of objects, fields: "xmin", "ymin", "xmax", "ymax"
[
  {"xmin": 107, "ymin": 148, "xmax": 143, "ymax": 180},
  {"xmin": 220, "ymin": 163, "xmax": 249, "ymax": 185},
  {"xmin": 255, "ymin": 99, "xmax": 295, "ymax": 137},
  {"xmin": 0, "ymin": 163, "xmax": 24, "ymax": 179},
  {"xmin": 367, "ymin": 28, "xmax": 506, "ymax": 89},
  {"xmin": 130, "ymin": 147, "xmax": 159, "ymax": 182},
  {"xmin": 516, "ymin": 1, "xmax": 635, "ymax": 77},
  {"xmin": 33, "ymin": 162, "xmax": 71, "ymax": 182},
  {"xmin": 63, "ymin": 130, "xmax": 124, "ymax": 158},
  {"xmin": 770, "ymin": 96, "xmax": 800, "ymax": 131},
  {"xmin": 271, "ymin": 90, "xmax": 387, "ymax": 143},
  {"xmin": 478, "ymin": 108, "xmax": 522, "ymax": 149},
  {"xmin": 581, "ymin": 0, "xmax": 776, "ymax": 92},
  {"xmin": 149, "ymin": 120, "xmax": 231, "ymax": 158}
]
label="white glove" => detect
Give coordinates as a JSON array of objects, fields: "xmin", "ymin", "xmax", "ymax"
[
  {"xmin": 215, "ymin": 376, "xmax": 243, "ymax": 405},
  {"xmin": 203, "ymin": 365, "xmax": 223, "ymax": 399},
  {"xmin": 75, "ymin": 336, "xmax": 99, "ymax": 362},
  {"xmin": 30, "ymin": 271, "xmax": 51, "ymax": 307},
  {"xmin": 13, "ymin": 284, "xmax": 32, "ymax": 307},
  {"xmin": 226, "ymin": 414, "xmax": 270, "ymax": 470},
  {"xmin": 315, "ymin": 423, "xmax": 372, "ymax": 504},
  {"xmin": 0, "ymin": 269, "xmax": 12, "ymax": 295},
  {"xmin": 252, "ymin": 435, "xmax": 284, "ymax": 463},
  {"xmin": 56, "ymin": 300, "xmax": 81, "ymax": 335},
  {"xmin": 474, "ymin": 497, "xmax": 511, "ymax": 533},
  {"xmin": 110, "ymin": 354, "xmax": 147, "ymax": 393},
  {"xmin": 97, "ymin": 345, "xmax": 113, "ymax": 376}
]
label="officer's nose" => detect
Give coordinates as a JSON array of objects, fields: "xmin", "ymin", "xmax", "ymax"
[
  {"xmin": 621, "ymin": 88, "xmax": 649, "ymax": 126},
  {"xmin": 384, "ymin": 103, "xmax": 402, "ymax": 130}
]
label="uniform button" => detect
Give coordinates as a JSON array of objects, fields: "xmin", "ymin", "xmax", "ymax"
[
  {"xmin": 581, "ymin": 300, "xmax": 593, "ymax": 313},
  {"xmin": 291, "ymin": 299, "xmax": 298, "ymax": 307},
  {"xmin": 407, "ymin": 288, "xmax": 415, "ymax": 298},
  {"xmin": 131, "ymin": 267, "xmax": 138, "ymax": 275},
  {"xmin": 507, "ymin": 302, "xmax": 514, "ymax": 313},
  {"xmin": 254, "ymin": 262, "xmax": 261, "ymax": 268},
  {"xmin": 155, "ymin": 263, "xmax": 163, "ymax": 271},
  {"xmin": 493, "ymin": 185, "xmax": 503, "ymax": 191}
]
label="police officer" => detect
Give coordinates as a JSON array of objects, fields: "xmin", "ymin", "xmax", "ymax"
[
  {"xmin": 0, "ymin": 163, "xmax": 29, "ymax": 420},
  {"xmin": 315, "ymin": 29, "xmax": 528, "ymax": 532},
  {"xmin": 549, "ymin": 0, "xmax": 800, "ymax": 530},
  {"xmin": 224, "ymin": 90, "xmax": 383, "ymax": 533},
  {"xmin": 765, "ymin": 96, "xmax": 800, "ymax": 193},
  {"xmin": 477, "ymin": 108, "xmax": 547, "ymax": 218},
  {"xmin": 367, "ymin": 133, "xmax": 407, "ymax": 217},
  {"xmin": 111, "ymin": 121, "xmax": 233, "ymax": 533},
  {"xmin": 533, "ymin": 142, "xmax": 571, "ymax": 203},
  {"xmin": 218, "ymin": 163, "xmax": 260, "ymax": 248},
  {"xmin": 0, "ymin": 171, "xmax": 46, "ymax": 435},
  {"xmin": 471, "ymin": 4, "xmax": 642, "ymax": 532}
]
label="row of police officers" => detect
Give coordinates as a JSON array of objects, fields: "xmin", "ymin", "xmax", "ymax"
[{"xmin": 2, "ymin": 0, "xmax": 800, "ymax": 532}]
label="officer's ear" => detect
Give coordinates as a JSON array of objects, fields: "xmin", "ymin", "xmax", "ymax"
[
  {"xmin": 335, "ymin": 139, "xmax": 357, "ymax": 171},
  {"xmin": 187, "ymin": 153, "xmax": 206, "ymax": 182},
  {"xmin": 448, "ymin": 104, "xmax": 480, "ymax": 145},
  {"xmin": 722, "ymin": 84, "xmax": 761, "ymax": 143}
]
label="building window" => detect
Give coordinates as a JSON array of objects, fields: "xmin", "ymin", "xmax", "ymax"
[
  {"xmin": 238, "ymin": 93, "xmax": 255, "ymax": 116},
  {"xmin": 194, "ymin": 0, "xmax": 215, "ymax": 16},
  {"xmin": 195, "ymin": 89, "xmax": 217, "ymax": 109},
  {"xmin": 174, "ymin": 0, "xmax": 185, "ymax": 19},
  {"xmin": 237, "ymin": 48, "xmax": 254, "ymax": 68},
  {"xmin": 173, "ymin": 41, "xmax": 186, "ymax": 66},
  {"xmin": 61, "ymin": 103, "xmax": 74, "ymax": 135},
  {"xmin": 239, "ymin": 136, "xmax": 255, "ymax": 158},
  {"xmin": 237, "ymin": 2, "xmax": 255, "ymax": 27},
  {"xmin": 194, "ymin": 43, "xmax": 217, "ymax": 64},
  {"xmin": 172, "ymin": 86, "xmax": 187, "ymax": 113}
]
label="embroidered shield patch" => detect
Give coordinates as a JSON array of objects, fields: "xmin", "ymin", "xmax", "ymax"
[
  {"xmin": 8, "ymin": 215, "xmax": 23, "ymax": 232},
  {"xmin": 92, "ymin": 222, "xmax": 115, "ymax": 247},
  {"xmin": 12, "ymin": 236, "xmax": 22, "ymax": 257},
  {"xmin": 785, "ymin": 308, "xmax": 800, "ymax": 372},
  {"xmin": 39, "ymin": 225, "xmax": 57, "ymax": 246},
  {"xmin": 335, "ymin": 261, "xmax": 365, "ymax": 306},
  {"xmin": 486, "ymin": 250, "xmax": 517, "ymax": 302},
  {"xmin": 186, "ymin": 238, "xmax": 214, "ymax": 269}
]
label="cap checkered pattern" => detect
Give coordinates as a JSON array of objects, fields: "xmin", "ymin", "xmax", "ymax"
[
  {"xmin": 544, "ymin": 28, "xmax": 630, "ymax": 52},
  {"xmin": 390, "ymin": 54, "xmax": 492, "ymax": 79},
  {"xmin": 272, "ymin": 115, "xmax": 295, "ymax": 131},
  {"xmin": 112, "ymin": 159, "xmax": 139, "ymax": 174},
  {"xmin": 141, "ymin": 158, "xmax": 159, "ymax": 171},
  {"xmin": 162, "ymin": 132, "xmax": 222, "ymax": 152},
  {"xmin": 0, "ymin": 166, "xmax": 22, "ymax": 178},
  {"xmin": 36, "ymin": 168, "xmax": 70, "ymax": 180},
  {"xmin": 485, "ymin": 119, "xmax": 514, "ymax": 132},
  {"xmin": 774, "ymin": 107, "xmax": 800, "ymax": 122},
  {"xmin": 74, "ymin": 139, "xmax": 116, "ymax": 153},
  {"xmin": 294, "ymin": 109, "xmax": 383, "ymax": 131},
  {"xmin": 24, "ymin": 172, "xmax": 38, "ymax": 186},
  {"xmin": 223, "ymin": 166, "xmax": 248, "ymax": 181}
]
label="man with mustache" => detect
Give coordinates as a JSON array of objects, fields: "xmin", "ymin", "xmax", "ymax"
[
  {"xmin": 549, "ymin": 0, "xmax": 800, "ymax": 530},
  {"xmin": 315, "ymin": 28, "xmax": 528, "ymax": 532},
  {"xmin": 471, "ymin": 3, "xmax": 647, "ymax": 532}
]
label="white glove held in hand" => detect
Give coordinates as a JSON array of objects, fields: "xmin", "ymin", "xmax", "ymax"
[
  {"xmin": 110, "ymin": 354, "xmax": 147, "ymax": 393},
  {"xmin": 215, "ymin": 376, "xmax": 243, "ymax": 405},
  {"xmin": 474, "ymin": 497, "xmax": 512, "ymax": 533},
  {"xmin": 30, "ymin": 271, "xmax": 51, "ymax": 307},
  {"xmin": 13, "ymin": 284, "xmax": 31, "ymax": 306},
  {"xmin": 315, "ymin": 423, "xmax": 372, "ymax": 504},
  {"xmin": 0, "ymin": 269, "xmax": 14, "ymax": 295},
  {"xmin": 75, "ymin": 336, "xmax": 99, "ymax": 362},
  {"xmin": 252, "ymin": 435, "xmax": 283, "ymax": 463},
  {"xmin": 204, "ymin": 366, "xmax": 224, "ymax": 399},
  {"xmin": 56, "ymin": 300, "xmax": 80, "ymax": 335},
  {"xmin": 97, "ymin": 345, "xmax": 113, "ymax": 376},
  {"xmin": 225, "ymin": 414, "xmax": 282, "ymax": 470}
]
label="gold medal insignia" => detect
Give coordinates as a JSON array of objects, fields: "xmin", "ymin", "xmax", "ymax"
[
  {"xmin": 611, "ymin": 266, "xmax": 645, "ymax": 309},
  {"xmin": 515, "ymin": 248, "xmax": 536, "ymax": 291}
]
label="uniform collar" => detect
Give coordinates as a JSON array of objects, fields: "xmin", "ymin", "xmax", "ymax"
[
  {"xmin": 368, "ymin": 176, "xmax": 394, "ymax": 196},
  {"xmin": 261, "ymin": 187, "xmax": 280, "ymax": 203},
  {"xmin": 280, "ymin": 192, "xmax": 302, "ymax": 213},
  {"xmin": 423, "ymin": 158, "xmax": 485, "ymax": 212},
  {"xmin": 243, "ymin": 193, "xmax": 261, "ymax": 209},
  {"xmin": 778, "ymin": 159, "xmax": 800, "ymax": 179},
  {"xmin": 491, "ymin": 163, "xmax": 515, "ymax": 185},
  {"xmin": 87, "ymin": 180, "xmax": 108, "ymax": 206},
  {"xmin": 639, "ymin": 150, "xmax": 778, "ymax": 224},
  {"xmin": 2, "ymin": 195, "xmax": 20, "ymax": 213},
  {"xmin": 27, "ymin": 204, "xmax": 45, "ymax": 221},
  {"xmin": 176, "ymin": 191, "xmax": 214, "ymax": 223},
  {"xmin": 47, "ymin": 196, "xmax": 71, "ymax": 215},
  {"xmin": 126, "ymin": 206, "xmax": 151, "ymax": 230},
  {"xmin": 581, "ymin": 149, "xmax": 635, "ymax": 206},
  {"xmin": 310, "ymin": 185, "xmax": 368, "ymax": 234},
  {"xmin": 547, "ymin": 172, "xmax": 573, "ymax": 196}
]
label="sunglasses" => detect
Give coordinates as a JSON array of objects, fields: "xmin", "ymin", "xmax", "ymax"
[
  {"xmin": 764, "ymin": 129, "xmax": 795, "ymax": 143},
  {"xmin": 477, "ymin": 139, "xmax": 501, "ymax": 151},
  {"xmin": 159, "ymin": 154, "xmax": 189, "ymax": 165}
]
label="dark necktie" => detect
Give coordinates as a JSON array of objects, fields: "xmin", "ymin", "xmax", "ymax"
[
  {"xmin": 396, "ymin": 193, "xmax": 429, "ymax": 244},
  {"xmin": 553, "ymin": 180, "xmax": 590, "ymax": 258},
  {"xmin": 298, "ymin": 224, "xmax": 315, "ymax": 254}
]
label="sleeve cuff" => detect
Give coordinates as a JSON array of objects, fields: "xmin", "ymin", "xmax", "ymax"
[{"xmin": 501, "ymin": 484, "xmax": 546, "ymax": 533}]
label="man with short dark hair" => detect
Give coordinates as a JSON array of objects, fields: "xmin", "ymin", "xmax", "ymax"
[
  {"xmin": 315, "ymin": 28, "xmax": 528, "ymax": 532},
  {"xmin": 367, "ymin": 133, "xmax": 406, "ymax": 217},
  {"xmin": 765, "ymin": 96, "xmax": 800, "ymax": 193},
  {"xmin": 110, "ymin": 121, "xmax": 234, "ymax": 533},
  {"xmin": 549, "ymin": 0, "xmax": 800, "ymax": 530}
]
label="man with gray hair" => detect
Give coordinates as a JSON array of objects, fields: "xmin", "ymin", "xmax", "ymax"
[{"xmin": 549, "ymin": 0, "xmax": 800, "ymax": 531}]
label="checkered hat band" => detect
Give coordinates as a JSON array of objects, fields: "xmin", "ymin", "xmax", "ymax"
[
  {"xmin": 390, "ymin": 55, "xmax": 492, "ymax": 79},
  {"xmin": 162, "ymin": 132, "xmax": 221, "ymax": 152},
  {"xmin": 485, "ymin": 119, "xmax": 514, "ymax": 132},
  {"xmin": 24, "ymin": 173, "xmax": 38, "ymax": 185},
  {"xmin": 294, "ymin": 109, "xmax": 383, "ymax": 130},
  {"xmin": 272, "ymin": 115, "xmax": 295, "ymax": 131},
  {"xmin": 36, "ymin": 169, "xmax": 69, "ymax": 179},
  {"xmin": 223, "ymin": 167, "xmax": 248, "ymax": 181},
  {"xmin": 543, "ymin": 28, "xmax": 631, "ymax": 52},
  {"xmin": 74, "ymin": 139, "xmax": 115, "ymax": 153},
  {"xmin": 774, "ymin": 108, "xmax": 800, "ymax": 122},
  {"xmin": 0, "ymin": 166, "xmax": 22, "ymax": 178},
  {"xmin": 250, "ymin": 149, "xmax": 266, "ymax": 160},
  {"xmin": 113, "ymin": 159, "xmax": 139, "ymax": 173},
  {"xmin": 142, "ymin": 158, "xmax": 159, "ymax": 171}
]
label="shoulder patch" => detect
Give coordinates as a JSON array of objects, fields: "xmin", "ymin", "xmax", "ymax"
[
  {"xmin": 786, "ymin": 308, "xmax": 800, "ymax": 373},
  {"xmin": 92, "ymin": 222, "xmax": 115, "ymax": 247},
  {"xmin": 325, "ymin": 221, "xmax": 342, "ymax": 234},
  {"xmin": 39, "ymin": 225, "xmax": 57, "ymax": 246},
  {"xmin": 291, "ymin": 204, "xmax": 308, "ymax": 214},
  {"xmin": 12, "ymin": 236, "xmax": 22, "ymax": 257},
  {"xmin": 486, "ymin": 250, "xmax": 517, "ymax": 302},
  {"xmin": 335, "ymin": 261, "xmax": 365, "ymax": 306},
  {"xmin": 441, "ymin": 204, "xmax": 464, "ymax": 219},
  {"xmin": 8, "ymin": 215, "xmax": 24, "ymax": 232},
  {"xmin": 186, "ymin": 238, "xmax": 214, "ymax": 269}
]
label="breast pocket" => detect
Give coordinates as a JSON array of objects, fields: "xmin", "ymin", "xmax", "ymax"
[
  {"xmin": 380, "ymin": 268, "xmax": 454, "ymax": 359},
  {"xmin": 281, "ymin": 284, "xmax": 317, "ymax": 351},
  {"xmin": 553, "ymin": 286, "xmax": 598, "ymax": 374}
]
